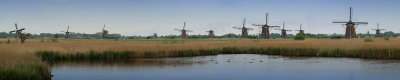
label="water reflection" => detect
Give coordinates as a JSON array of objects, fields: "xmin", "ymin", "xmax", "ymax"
[{"xmin": 51, "ymin": 54, "xmax": 400, "ymax": 80}]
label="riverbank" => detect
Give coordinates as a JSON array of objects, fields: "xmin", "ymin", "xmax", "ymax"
[{"xmin": 1, "ymin": 38, "xmax": 400, "ymax": 79}]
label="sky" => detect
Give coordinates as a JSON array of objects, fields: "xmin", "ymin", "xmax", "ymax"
[{"xmin": 0, "ymin": 0, "xmax": 400, "ymax": 36}]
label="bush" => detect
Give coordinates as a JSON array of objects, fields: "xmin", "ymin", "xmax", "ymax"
[
  {"xmin": 7, "ymin": 39, "xmax": 10, "ymax": 44},
  {"xmin": 294, "ymin": 33, "xmax": 305, "ymax": 40},
  {"xmin": 364, "ymin": 38, "xmax": 373, "ymax": 42},
  {"xmin": 384, "ymin": 36, "xmax": 390, "ymax": 41},
  {"xmin": 51, "ymin": 38, "xmax": 58, "ymax": 42},
  {"xmin": 40, "ymin": 38, "xmax": 45, "ymax": 42}
]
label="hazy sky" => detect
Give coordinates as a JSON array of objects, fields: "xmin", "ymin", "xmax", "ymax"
[{"xmin": 1, "ymin": 0, "xmax": 399, "ymax": 36}]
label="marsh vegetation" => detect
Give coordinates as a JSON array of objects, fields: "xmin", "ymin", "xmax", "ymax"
[{"xmin": 1, "ymin": 38, "xmax": 400, "ymax": 79}]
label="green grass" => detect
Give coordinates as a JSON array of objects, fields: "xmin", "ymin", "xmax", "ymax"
[{"xmin": 0, "ymin": 64, "xmax": 51, "ymax": 80}]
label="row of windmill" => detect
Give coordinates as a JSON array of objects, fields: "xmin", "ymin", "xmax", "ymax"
[
  {"xmin": 8, "ymin": 7, "xmax": 387, "ymax": 39},
  {"xmin": 174, "ymin": 7, "xmax": 386, "ymax": 39},
  {"xmin": 9, "ymin": 23, "xmax": 110, "ymax": 39},
  {"xmin": 174, "ymin": 16, "xmax": 304, "ymax": 39}
]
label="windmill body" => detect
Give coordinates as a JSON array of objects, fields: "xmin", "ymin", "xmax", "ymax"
[
  {"xmin": 233, "ymin": 18, "xmax": 253, "ymax": 38},
  {"xmin": 241, "ymin": 27, "xmax": 248, "ymax": 38},
  {"xmin": 333, "ymin": 7, "xmax": 368, "ymax": 39},
  {"xmin": 153, "ymin": 33, "xmax": 158, "ymax": 39},
  {"xmin": 181, "ymin": 29, "xmax": 187, "ymax": 38},
  {"xmin": 371, "ymin": 23, "xmax": 385, "ymax": 36},
  {"xmin": 207, "ymin": 30, "xmax": 215, "ymax": 38},
  {"xmin": 252, "ymin": 13, "xmax": 279, "ymax": 39}
]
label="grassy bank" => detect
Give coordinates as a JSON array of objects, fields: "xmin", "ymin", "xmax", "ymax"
[
  {"xmin": 36, "ymin": 47, "xmax": 400, "ymax": 60},
  {"xmin": 1, "ymin": 38, "xmax": 400, "ymax": 79}
]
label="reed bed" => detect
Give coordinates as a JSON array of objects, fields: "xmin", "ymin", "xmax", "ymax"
[
  {"xmin": 1, "ymin": 38, "xmax": 400, "ymax": 79},
  {"xmin": 36, "ymin": 47, "xmax": 400, "ymax": 60}
]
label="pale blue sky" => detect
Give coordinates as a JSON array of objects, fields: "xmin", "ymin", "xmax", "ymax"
[{"xmin": 0, "ymin": 0, "xmax": 399, "ymax": 36}]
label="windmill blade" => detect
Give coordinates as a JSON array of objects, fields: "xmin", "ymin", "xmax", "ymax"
[
  {"xmin": 269, "ymin": 26, "xmax": 280, "ymax": 28},
  {"xmin": 353, "ymin": 22, "xmax": 368, "ymax": 24},
  {"xmin": 67, "ymin": 25, "xmax": 70, "ymax": 32},
  {"xmin": 15, "ymin": 23, "xmax": 18, "ymax": 31},
  {"xmin": 380, "ymin": 29, "xmax": 386, "ymax": 30},
  {"xmin": 332, "ymin": 22, "xmax": 348, "ymax": 23},
  {"xmin": 252, "ymin": 24, "xmax": 264, "ymax": 26},
  {"xmin": 286, "ymin": 30, "xmax": 292, "ymax": 31},
  {"xmin": 174, "ymin": 28, "xmax": 181, "ymax": 31},
  {"xmin": 233, "ymin": 26, "xmax": 242, "ymax": 29},
  {"xmin": 20, "ymin": 28, "xmax": 25, "ymax": 30}
]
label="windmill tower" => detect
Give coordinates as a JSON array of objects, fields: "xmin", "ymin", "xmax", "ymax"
[
  {"xmin": 233, "ymin": 18, "xmax": 253, "ymax": 38},
  {"xmin": 9, "ymin": 23, "xmax": 25, "ymax": 38},
  {"xmin": 174, "ymin": 22, "xmax": 193, "ymax": 38},
  {"xmin": 252, "ymin": 13, "xmax": 280, "ymax": 39},
  {"xmin": 295, "ymin": 24, "xmax": 304, "ymax": 34},
  {"xmin": 153, "ymin": 33, "xmax": 158, "ymax": 39},
  {"xmin": 61, "ymin": 25, "xmax": 73, "ymax": 39},
  {"xmin": 101, "ymin": 24, "xmax": 109, "ymax": 38},
  {"xmin": 333, "ymin": 7, "xmax": 368, "ymax": 39},
  {"xmin": 371, "ymin": 23, "xmax": 385, "ymax": 37},
  {"xmin": 275, "ymin": 22, "xmax": 292, "ymax": 38},
  {"xmin": 206, "ymin": 25, "xmax": 215, "ymax": 38},
  {"xmin": 206, "ymin": 29, "xmax": 215, "ymax": 38}
]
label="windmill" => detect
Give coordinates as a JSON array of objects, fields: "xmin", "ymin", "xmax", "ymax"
[
  {"xmin": 252, "ymin": 13, "xmax": 280, "ymax": 39},
  {"xmin": 371, "ymin": 23, "xmax": 385, "ymax": 37},
  {"xmin": 275, "ymin": 21, "xmax": 292, "ymax": 38},
  {"xmin": 61, "ymin": 25, "xmax": 74, "ymax": 39},
  {"xmin": 9, "ymin": 23, "xmax": 25, "ymax": 38},
  {"xmin": 101, "ymin": 24, "xmax": 109, "ymax": 38},
  {"xmin": 333, "ymin": 7, "xmax": 368, "ymax": 39},
  {"xmin": 206, "ymin": 25, "xmax": 215, "ymax": 38},
  {"xmin": 153, "ymin": 33, "xmax": 158, "ymax": 39},
  {"xmin": 294, "ymin": 24, "xmax": 304, "ymax": 34},
  {"xmin": 233, "ymin": 18, "xmax": 253, "ymax": 38},
  {"xmin": 174, "ymin": 22, "xmax": 193, "ymax": 38}
]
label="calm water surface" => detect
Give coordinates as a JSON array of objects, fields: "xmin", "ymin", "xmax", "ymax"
[{"xmin": 51, "ymin": 54, "xmax": 400, "ymax": 80}]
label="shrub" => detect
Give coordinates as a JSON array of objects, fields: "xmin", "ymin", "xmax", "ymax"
[
  {"xmin": 7, "ymin": 39, "xmax": 10, "ymax": 44},
  {"xmin": 294, "ymin": 33, "xmax": 305, "ymax": 40},
  {"xmin": 384, "ymin": 36, "xmax": 390, "ymax": 41},
  {"xmin": 364, "ymin": 38, "xmax": 373, "ymax": 42},
  {"xmin": 40, "ymin": 38, "xmax": 45, "ymax": 42},
  {"xmin": 51, "ymin": 38, "xmax": 58, "ymax": 42}
]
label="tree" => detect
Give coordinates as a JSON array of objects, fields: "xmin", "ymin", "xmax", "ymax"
[
  {"xmin": 19, "ymin": 33, "xmax": 31, "ymax": 43},
  {"xmin": 294, "ymin": 32, "xmax": 305, "ymax": 40},
  {"xmin": 54, "ymin": 34, "xmax": 60, "ymax": 38}
]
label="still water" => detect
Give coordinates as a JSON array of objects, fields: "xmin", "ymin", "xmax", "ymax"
[{"xmin": 51, "ymin": 54, "xmax": 400, "ymax": 80}]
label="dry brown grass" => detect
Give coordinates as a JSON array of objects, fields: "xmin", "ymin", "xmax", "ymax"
[{"xmin": 1, "ymin": 38, "xmax": 400, "ymax": 69}]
